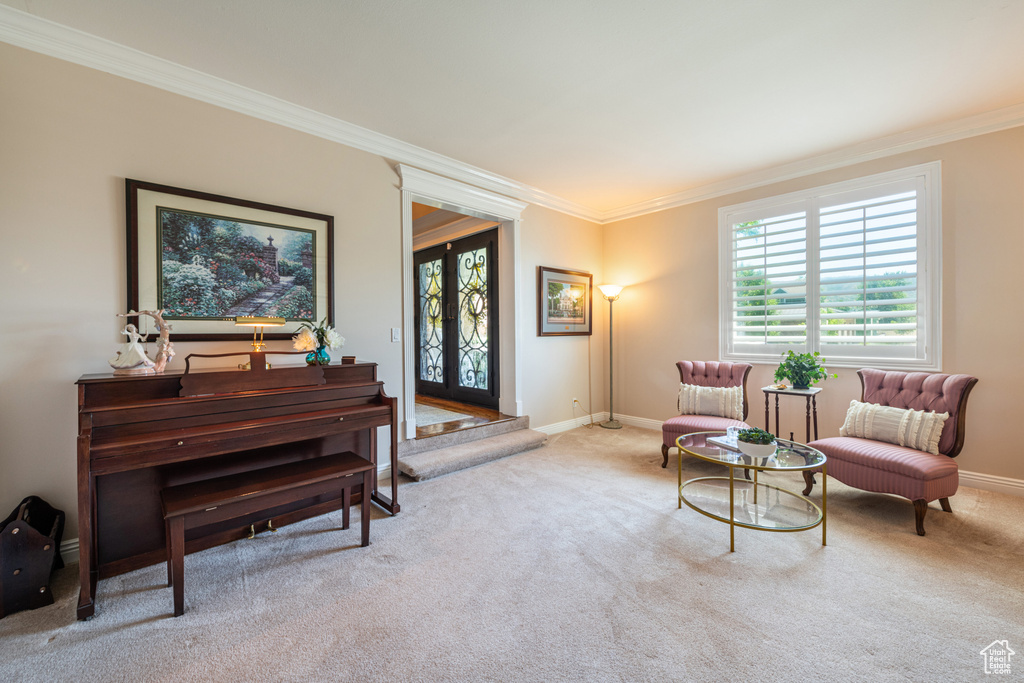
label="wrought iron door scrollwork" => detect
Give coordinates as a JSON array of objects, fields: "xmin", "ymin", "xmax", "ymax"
[
  {"xmin": 457, "ymin": 248, "xmax": 488, "ymax": 390},
  {"xmin": 418, "ymin": 259, "xmax": 444, "ymax": 383}
]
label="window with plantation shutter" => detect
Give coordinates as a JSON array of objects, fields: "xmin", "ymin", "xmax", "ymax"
[
  {"xmin": 730, "ymin": 207, "xmax": 808, "ymax": 351},
  {"xmin": 719, "ymin": 163, "xmax": 941, "ymax": 370}
]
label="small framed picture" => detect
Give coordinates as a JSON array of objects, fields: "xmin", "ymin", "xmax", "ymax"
[
  {"xmin": 126, "ymin": 179, "xmax": 334, "ymax": 341},
  {"xmin": 538, "ymin": 266, "xmax": 593, "ymax": 336}
]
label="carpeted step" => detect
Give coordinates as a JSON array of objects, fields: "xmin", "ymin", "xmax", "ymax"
[
  {"xmin": 398, "ymin": 428, "xmax": 547, "ymax": 481},
  {"xmin": 399, "ymin": 415, "xmax": 531, "ymax": 457}
]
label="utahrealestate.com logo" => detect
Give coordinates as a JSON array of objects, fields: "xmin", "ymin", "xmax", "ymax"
[{"xmin": 980, "ymin": 640, "xmax": 1015, "ymax": 675}]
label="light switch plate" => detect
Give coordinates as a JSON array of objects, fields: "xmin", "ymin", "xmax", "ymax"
[{"xmin": 391, "ymin": 327, "xmax": 401, "ymax": 342}]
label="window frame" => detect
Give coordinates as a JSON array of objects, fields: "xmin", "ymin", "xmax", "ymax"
[{"xmin": 718, "ymin": 162, "xmax": 942, "ymax": 371}]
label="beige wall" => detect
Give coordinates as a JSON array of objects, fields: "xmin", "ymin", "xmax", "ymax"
[
  {"xmin": 605, "ymin": 126, "xmax": 1024, "ymax": 481},
  {"xmin": 519, "ymin": 205, "xmax": 608, "ymax": 426},
  {"xmin": 0, "ymin": 44, "xmax": 605, "ymax": 533}
]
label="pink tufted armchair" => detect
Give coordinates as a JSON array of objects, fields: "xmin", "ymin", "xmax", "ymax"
[
  {"xmin": 661, "ymin": 361, "xmax": 752, "ymax": 468},
  {"xmin": 805, "ymin": 368, "xmax": 978, "ymax": 536}
]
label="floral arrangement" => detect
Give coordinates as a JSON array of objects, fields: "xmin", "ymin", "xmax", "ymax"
[{"xmin": 292, "ymin": 317, "xmax": 345, "ymax": 352}]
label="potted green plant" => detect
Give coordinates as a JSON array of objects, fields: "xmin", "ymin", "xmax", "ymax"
[
  {"xmin": 736, "ymin": 427, "xmax": 777, "ymax": 458},
  {"xmin": 774, "ymin": 351, "xmax": 837, "ymax": 390}
]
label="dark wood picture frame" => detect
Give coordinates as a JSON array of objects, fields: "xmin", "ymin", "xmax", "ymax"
[
  {"xmin": 538, "ymin": 266, "xmax": 593, "ymax": 336},
  {"xmin": 126, "ymin": 179, "xmax": 334, "ymax": 341}
]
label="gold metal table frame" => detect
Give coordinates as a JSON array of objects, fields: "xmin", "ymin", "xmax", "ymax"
[{"xmin": 676, "ymin": 432, "xmax": 827, "ymax": 552}]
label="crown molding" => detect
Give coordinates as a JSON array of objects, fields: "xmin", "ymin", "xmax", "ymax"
[
  {"xmin": 0, "ymin": 5, "xmax": 601, "ymax": 223},
  {"xmin": 398, "ymin": 165, "xmax": 528, "ymax": 221},
  {"xmin": 3, "ymin": 4, "xmax": 1023, "ymax": 226},
  {"xmin": 601, "ymin": 102, "xmax": 1024, "ymax": 223}
]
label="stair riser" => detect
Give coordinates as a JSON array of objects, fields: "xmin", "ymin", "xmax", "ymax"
[
  {"xmin": 399, "ymin": 416, "xmax": 531, "ymax": 456},
  {"xmin": 398, "ymin": 429, "xmax": 547, "ymax": 481}
]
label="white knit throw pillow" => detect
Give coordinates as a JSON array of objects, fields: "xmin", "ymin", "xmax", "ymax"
[
  {"xmin": 677, "ymin": 383, "xmax": 743, "ymax": 420},
  {"xmin": 839, "ymin": 400, "xmax": 949, "ymax": 455}
]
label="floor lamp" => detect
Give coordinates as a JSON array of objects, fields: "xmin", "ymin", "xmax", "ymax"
[{"xmin": 598, "ymin": 284, "xmax": 623, "ymax": 429}]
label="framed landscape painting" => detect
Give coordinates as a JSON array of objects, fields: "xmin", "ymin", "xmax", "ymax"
[
  {"xmin": 538, "ymin": 266, "xmax": 592, "ymax": 336},
  {"xmin": 126, "ymin": 179, "xmax": 333, "ymax": 341}
]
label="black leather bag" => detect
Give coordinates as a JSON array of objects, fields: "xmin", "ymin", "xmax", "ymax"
[{"xmin": 0, "ymin": 496, "xmax": 65, "ymax": 618}]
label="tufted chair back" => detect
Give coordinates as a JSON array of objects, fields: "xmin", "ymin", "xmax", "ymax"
[
  {"xmin": 858, "ymin": 368, "xmax": 979, "ymax": 458},
  {"xmin": 677, "ymin": 361, "xmax": 752, "ymax": 420}
]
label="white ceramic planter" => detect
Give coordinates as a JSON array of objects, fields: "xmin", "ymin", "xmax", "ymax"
[{"xmin": 737, "ymin": 440, "xmax": 777, "ymax": 458}]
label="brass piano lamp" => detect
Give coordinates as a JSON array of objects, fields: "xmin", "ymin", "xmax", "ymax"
[{"xmin": 233, "ymin": 316, "xmax": 286, "ymax": 353}]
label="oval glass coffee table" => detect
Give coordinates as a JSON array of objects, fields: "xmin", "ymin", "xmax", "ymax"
[{"xmin": 676, "ymin": 432, "xmax": 827, "ymax": 552}]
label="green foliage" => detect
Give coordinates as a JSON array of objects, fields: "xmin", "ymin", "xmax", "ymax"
[
  {"xmin": 265, "ymin": 285, "xmax": 314, "ymax": 319},
  {"xmin": 235, "ymin": 249, "xmax": 279, "ymax": 285},
  {"xmin": 293, "ymin": 267, "xmax": 313, "ymax": 290},
  {"xmin": 160, "ymin": 211, "xmax": 218, "ymax": 258},
  {"xmin": 774, "ymin": 350, "xmax": 837, "ymax": 388},
  {"xmin": 162, "ymin": 261, "xmax": 182, "ymax": 280},
  {"xmin": 278, "ymin": 258, "xmax": 299, "ymax": 277},
  {"xmin": 734, "ymin": 222, "xmax": 791, "ymax": 337},
  {"xmin": 279, "ymin": 235, "xmax": 310, "ymax": 263},
  {"xmin": 820, "ymin": 276, "xmax": 916, "ymax": 337},
  {"xmin": 162, "ymin": 257, "xmax": 218, "ymax": 317},
  {"xmin": 215, "ymin": 277, "xmax": 265, "ymax": 309},
  {"xmin": 737, "ymin": 427, "xmax": 775, "ymax": 445},
  {"xmin": 214, "ymin": 260, "xmax": 246, "ymax": 287}
]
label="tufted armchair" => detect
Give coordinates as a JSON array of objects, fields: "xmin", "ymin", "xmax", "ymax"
[
  {"xmin": 661, "ymin": 361, "xmax": 752, "ymax": 468},
  {"xmin": 805, "ymin": 368, "xmax": 978, "ymax": 536}
]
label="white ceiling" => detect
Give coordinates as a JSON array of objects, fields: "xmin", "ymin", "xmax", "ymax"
[{"xmin": 4, "ymin": 0, "xmax": 1024, "ymax": 216}]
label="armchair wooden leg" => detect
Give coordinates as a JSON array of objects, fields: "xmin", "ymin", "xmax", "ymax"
[
  {"xmin": 802, "ymin": 471, "xmax": 816, "ymax": 496},
  {"xmin": 913, "ymin": 499, "xmax": 928, "ymax": 536},
  {"xmin": 939, "ymin": 497, "xmax": 952, "ymax": 513},
  {"xmin": 661, "ymin": 443, "xmax": 669, "ymax": 468}
]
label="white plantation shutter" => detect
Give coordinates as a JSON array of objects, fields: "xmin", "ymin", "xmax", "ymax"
[
  {"xmin": 729, "ymin": 208, "xmax": 807, "ymax": 353},
  {"xmin": 817, "ymin": 179, "xmax": 925, "ymax": 360},
  {"xmin": 720, "ymin": 163, "xmax": 940, "ymax": 370}
]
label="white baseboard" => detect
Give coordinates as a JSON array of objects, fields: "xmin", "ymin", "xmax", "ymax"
[
  {"xmin": 615, "ymin": 415, "xmax": 662, "ymax": 431},
  {"xmin": 534, "ymin": 412, "xmax": 609, "ymax": 435},
  {"xmin": 959, "ymin": 470, "xmax": 1024, "ymax": 497},
  {"xmin": 535, "ymin": 412, "xmax": 663, "ymax": 435},
  {"xmin": 60, "ymin": 537, "xmax": 78, "ymax": 567}
]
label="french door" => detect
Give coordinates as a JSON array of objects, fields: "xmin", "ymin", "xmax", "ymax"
[{"xmin": 414, "ymin": 229, "xmax": 499, "ymax": 408}]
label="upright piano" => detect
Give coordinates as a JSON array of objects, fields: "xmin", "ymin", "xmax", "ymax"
[{"xmin": 75, "ymin": 358, "xmax": 398, "ymax": 620}]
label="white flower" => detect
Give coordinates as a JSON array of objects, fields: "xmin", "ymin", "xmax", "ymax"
[
  {"xmin": 325, "ymin": 328, "xmax": 345, "ymax": 350},
  {"xmin": 292, "ymin": 327, "xmax": 318, "ymax": 352}
]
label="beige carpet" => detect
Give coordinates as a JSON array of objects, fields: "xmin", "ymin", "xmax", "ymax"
[{"xmin": 2, "ymin": 426, "xmax": 1022, "ymax": 682}]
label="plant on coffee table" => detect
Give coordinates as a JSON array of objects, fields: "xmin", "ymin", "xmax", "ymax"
[
  {"xmin": 736, "ymin": 427, "xmax": 777, "ymax": 458},
  {"xmin": 737, "ymin": 427, "xmax": 775, "ymax": 445}
]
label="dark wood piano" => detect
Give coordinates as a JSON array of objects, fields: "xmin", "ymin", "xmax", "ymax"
[{"xmin": 75, "ymin": 355, "xmax": 399, "ymax": 620}]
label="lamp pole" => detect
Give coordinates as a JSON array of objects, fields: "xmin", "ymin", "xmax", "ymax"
[{"xmin": 598, "ymin": 285, "xmax": 623, "ymax": 429}]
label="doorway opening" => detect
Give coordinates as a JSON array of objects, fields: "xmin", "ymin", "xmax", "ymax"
[
  {"xmin": 399, "ymin": 165, "xmax": 528, "ymax": 441},
  {"xmin": 411, "ymin": 204, "xmax": 512, "ymax": 437}
]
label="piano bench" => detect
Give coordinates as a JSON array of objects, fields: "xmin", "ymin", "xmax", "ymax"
[{"xmin": 160, "ymin": 451, "xmax": 374, "ymax": 617}]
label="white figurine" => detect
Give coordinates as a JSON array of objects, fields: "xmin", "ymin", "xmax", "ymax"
[
  {"xmin": 118, "ymin": 309, "xmax": 174, "ymax": 373},
  {"xmin": 109, "ymin": 323, "xmax": 157, "ymax": 375}
]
